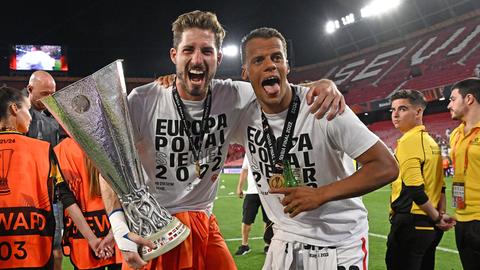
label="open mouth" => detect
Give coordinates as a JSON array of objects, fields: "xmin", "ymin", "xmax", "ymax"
[
  {"xmin": 261, "ymin": 76, "xmax": 280, "ymax": 95},
  {"xmin": 188, "ymin": 69, "xmax": 205, "ymax": 83}
]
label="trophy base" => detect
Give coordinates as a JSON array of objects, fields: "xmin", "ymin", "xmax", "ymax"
[{"xmin": 140, "ymin": 216, "xmax": 191, "ymax": 261}]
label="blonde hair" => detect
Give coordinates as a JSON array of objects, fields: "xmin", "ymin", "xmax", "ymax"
[{"xmin": 84, "ymin": 156, "xmax": 101, "ymax": 198}]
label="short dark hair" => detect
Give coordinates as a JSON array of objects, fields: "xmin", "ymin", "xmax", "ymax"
[
  {"xmin": 172, "ymin": 10, "xmax": 225, "ymax": 50},
  {"xmin": 0, "ymin": 86, "xmax": 28, "ymax": 120},
  {"xmin": 241, "ymin": 27, "xmax": 288, "ymax": 64},
  {"xmin": 451, "ymin": 77, "xmax": 480, "ymax": 103},
  {"xmin": 390, "ymin": 89, "xmax": 427, "ymax": 109}
]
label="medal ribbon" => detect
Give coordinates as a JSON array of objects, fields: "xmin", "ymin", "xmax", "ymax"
[
  {"xmin": 172, "ymin": 80, "xmax": 212, "ymax": 173},
  {"xmin": 261, "ymin": 86, "xmax": 301, "ymax": 171}
]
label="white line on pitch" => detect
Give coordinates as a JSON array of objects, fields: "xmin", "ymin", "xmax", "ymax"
[
  {"xmin": 225, "ymin": 236, "xmax": 263, "ymax": 242},
  {"xmin": 366, "ymin": 233, "xmax": 458, "ymax": 254},
  {"xmin": 225, "ymin": 233, "xmax": 458, "ymax": 254}
]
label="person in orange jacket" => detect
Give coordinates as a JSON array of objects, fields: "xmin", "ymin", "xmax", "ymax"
[
  {"xmin": 55, "ymin": 137, "xmax": 123, "ymax": 269},
  {"xmin": 0, "ymin": 86, "xmax": 110, "ymax": 269}
]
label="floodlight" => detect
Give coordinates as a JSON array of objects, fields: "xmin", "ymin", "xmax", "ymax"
[
  {"xmin": 342, "ymin": 13, "xmax": 356, "ymax": 25},
  {"xmin": 361, "ymin": 0, "xmax": 401, "ymax": 18},
  {"xmin": 325, "ymin": 20, "xmax": 340, "ymax": 34},
  {"xmin": 222, "ymin": 45, "xmax": 238, "ymax": 57}
]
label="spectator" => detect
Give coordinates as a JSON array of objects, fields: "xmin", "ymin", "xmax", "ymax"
[
  {"xmin": 25, "ymin": 70, "xmax": 64, "ymax": 269},
  {"xmin": 473, "ymin": 64, "xmax": 480, "ymax": 78},
  {"xmin": 445, "ymin": 128, "xmax": 452, "ymax": 140}
]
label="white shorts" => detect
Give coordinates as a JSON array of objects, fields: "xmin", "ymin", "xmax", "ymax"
[{"xmin": 263, "ymin": 235, "xmax": 368, "ymax": 270}]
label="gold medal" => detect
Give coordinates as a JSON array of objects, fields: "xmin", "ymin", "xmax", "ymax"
[
  {"xmin": 269, "ymin": 174, "xmax": 285, "ymax": 188},
  {"xmin": 195, "ymin": 160, "xmax": 201, "ymax": 178}
]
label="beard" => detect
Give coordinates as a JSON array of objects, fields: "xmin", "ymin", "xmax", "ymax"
[
  {"xmin": 450, "ymin": 110, "xmax": 462, "ymax": 121},
  {"xmin": 175, "ymin": 61, "xmax": 215, "ymax": 98}
]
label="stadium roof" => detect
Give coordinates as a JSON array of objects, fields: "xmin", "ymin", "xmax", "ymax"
[{"xmin": 1, "ymin": 0, "xmax": 478, "ymax": 78}]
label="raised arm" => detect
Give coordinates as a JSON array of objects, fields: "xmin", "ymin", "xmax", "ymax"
[
  {"xmin": 155, "ymin": 75, "xmax": 346, "ymax": 121},
  {"xmin": 302, "ymin": 79, "xmax": 346, "ymax": 120}
]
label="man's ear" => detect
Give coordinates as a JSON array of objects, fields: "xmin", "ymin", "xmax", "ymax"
[
  {"xmin": 27, "ymin": 85, "xmax": 33, "ymax": 95},
  {"xmin": 416, "ymin": 107, "xmax": 423, "ymax": 116},
  {"xmin": 466, "ymin": 93, "xmax": 475, "ymax": 105},
  {"xmin": 241, "ymin": 65, "xmax": 248, "ymax": 81},
  {"xmin": 287, "ymin": 60, "xmax": 290, "ymax": 75},
  {"xmin": 170, "ymin": 48, "xmax": 177, "ymax": 64},
  {"xmin": 9, "ymin": 103, "xmax": 18, "ymax": 116},
  {"xmin": 217, "ymin": 51, "xmax": 223, "ymax": 65}
]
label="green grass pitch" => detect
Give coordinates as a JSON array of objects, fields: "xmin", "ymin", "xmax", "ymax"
[{"xmin": 63, "ymin": 174, "xmax": 462, "ymax": 269}]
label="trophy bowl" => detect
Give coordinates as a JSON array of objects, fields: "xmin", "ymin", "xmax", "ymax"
[{"xmin": 41, "ymin": 60, "xmax": 190, "ymax": 260}]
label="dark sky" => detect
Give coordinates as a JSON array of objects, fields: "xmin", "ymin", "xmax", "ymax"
[{"xmin": 1, "ymin": 0, "xmax": 368, "ymax": 78}]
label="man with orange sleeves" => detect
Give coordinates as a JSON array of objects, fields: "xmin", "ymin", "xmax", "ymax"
[{"xmin": 55, "ymin": 137, "xmax": 123, "ymax": 269}]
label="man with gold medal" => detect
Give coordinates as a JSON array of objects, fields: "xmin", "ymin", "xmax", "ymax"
[
  {"xmin": 100, "ymin": 10, "xmax": 347, "ymax": 270},
  {"xmin": 238, "ymin": 27, "xmax": 399, "ymax": 270}
]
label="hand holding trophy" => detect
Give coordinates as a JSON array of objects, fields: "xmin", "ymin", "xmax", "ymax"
[{"xmin": 41, "ymin": 60, "xmax": 190, "ymax": 261}]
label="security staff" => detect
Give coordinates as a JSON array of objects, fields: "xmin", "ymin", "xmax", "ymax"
[
  {"xmin": 386, "ymin": 89, "xmax": 455, "ymax": 270},
  {"xmin": 447, "ymin": 77, "xmax": 480, "ymax": 270},
  {"xmin": 55, "ymin": 137, "xmax": 122, "ymax": 269},
  {"xmin": 0, "ymin": 86, "xmax": 104, "ymax": 269}
]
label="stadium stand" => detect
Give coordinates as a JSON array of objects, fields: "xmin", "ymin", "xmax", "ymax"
[
  {"xmin": 2, "ymin": 10, "xmax": 478, "ymax": 169},
  {"xmin": 282, "ymin": 10, "xmax": 480, "ymax": 157},
  {"xmin": 290, "ymin": 11, "xmax": 480, "ymax": 106},
  {"xmin": 368, "ymin": 112, "xmax": 459, "ymax": 150},
  {"xmin": 224, "ymin": 144, "xmax": 245, "ymax": 167}
]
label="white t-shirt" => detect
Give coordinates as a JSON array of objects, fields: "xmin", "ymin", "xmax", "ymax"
[
  {"xmin": 237, "ymin": 85, "xmax": 379, "ymax": 246},
  {"xmin": 128, "ymin": 79, "xmax": 254, "ymax": 214},
  {"xmin": 242, "ymin": 157, "xmax": 258, "ymax": 194}
]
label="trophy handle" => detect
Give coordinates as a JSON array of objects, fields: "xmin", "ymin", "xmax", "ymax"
[{"xmin": 119, "ymin": 186, "xmax": 190, "ymax": 260}]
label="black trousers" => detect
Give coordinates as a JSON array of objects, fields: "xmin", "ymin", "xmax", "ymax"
[
  {"xmin": 421, "ymin": 228, "xmax": 443, "ymax": 270},
  {"xmin": 242, "ymin": 194, "xmax": 273, "ymax": 245},
  {"xmin": 385, "ymin": 213, "xmax": 438, "ymax": 270},
  {"xmin": 455, "ymin": 220, "xmax": 480, "ymax": 270}
]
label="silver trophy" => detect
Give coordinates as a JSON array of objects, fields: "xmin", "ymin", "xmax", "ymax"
[{"xmin": 41, "ymin": 60, "xmax": 190, "ymax": 260}]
